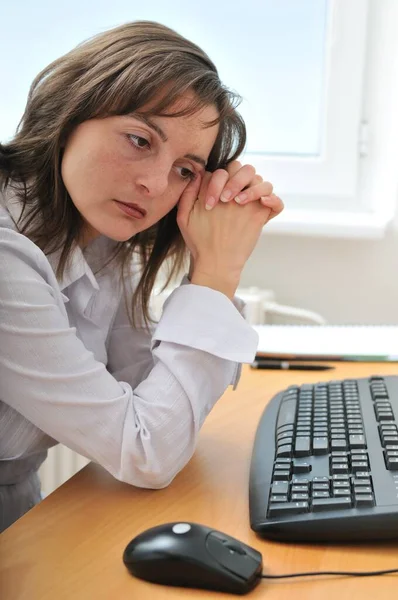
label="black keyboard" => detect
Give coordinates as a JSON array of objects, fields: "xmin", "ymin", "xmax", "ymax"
[{"xmin": 249, "ymin": 375, "xmax": 398, "ymax": 542}]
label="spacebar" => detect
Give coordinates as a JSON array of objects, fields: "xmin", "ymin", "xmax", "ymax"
[{"xmin": 277, "ymin": 398, "xmax": 297, "ymax": 429}]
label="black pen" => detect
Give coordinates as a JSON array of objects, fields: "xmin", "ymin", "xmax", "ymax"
[{"xmin": 250, "ymin": 360, "xmax": 334, "ymax": 371}]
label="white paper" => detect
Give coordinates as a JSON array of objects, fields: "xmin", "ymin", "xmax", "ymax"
[{"xmin": 253, "ymin": 325, "xmax": 398, "ymax": 361}]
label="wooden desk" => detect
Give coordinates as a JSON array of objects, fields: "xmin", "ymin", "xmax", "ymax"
[{"xmin": 2, "ymin": 363, "xmax": 398, "ymax": 599}]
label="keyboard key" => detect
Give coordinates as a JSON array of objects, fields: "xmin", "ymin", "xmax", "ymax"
[
  {"xmin": 349, "ymin": 434, "xmax": 367, "ymax": 449},
  {"xmin": 354, "ymin": 495, "xmax": 375, "ymax": 508},
  {"xmin": 332, "ymin": 481, "xmax": 352, "ymax": 489},
  {"xmin": 277, "ymin": 424, "xmax": 295, "ymax": 434},
  {"xmin": 334, "ymin": 488, "xmax": 351, "ymax": 497},
  {"xmin": 277, "ymin": 437, "xmax": 293, "ymax": 448},
  {"xmin": 331, "ymin": 456, "xmax": 349, "ymax": 464},
  {"xmin": 291, "ymin": 493, "xmax": 310, "ymax": 501},
  {"xmin": 291, "ymin": 485, "xmax": 309, "ymax": 493},
  {"xmin": 277, "ymin": 398, "xmax": 297, "ymax": 429},
  {"xmin": 385, "ymin": 439, "xmax": 398, "ymax": 448},
  {"xmin": 312, "ymin": 497, "xmax": 352, "ymax": 512},
  {"xmin": 313, "ymin": 437, "xmax": 329, "ymax": 455},
  {"xmin": 294, "ymin": 437, "xmax": 311, "ymax": 457},
  {"xmin": 312, "ymin": 491, "xmax": 330, "ymax": 498},
  {"xmin": 352, "ymin": 478, "xmax": 372, "ymax": 487},
  {"xmin": 331, "ymin": 439, "xmax": 348, "ymax": 450},
  {"xmin": 273, "ymin": 463, "xmax": 291, "ymax": 471},
  {"xmin": 273, "ymin": 470, "xmax": 290, "ymax": 481},
  {"xmin": 292, "ymin": 462, "xmax": 312, "ymax": 474},
  {"xmin": 277, "ymin": 431, "xmax": 294, "ymax": 442},
  {"xmin": 312, "ymin": 483, "xmax": 330, "ymax": 491},
  {"xmin": 271, "ymin": 481, "xmax": 289, "ymax": 495},
  {"xmin": 268, "ymin": 502, "xmax": 309, "ymax": 518},
  {"xmin": 351, "ymin": 461, "xmax": 369, "ymax": 473},
  {"xmin": 292, "ymin": 478, "xmax": 309, "ymax": 485},
  {"xmin": 386, "ymin": 457, "xmax": 398, "ymax": 470},
  {"xmin": 332, "ymin": 474, "xmax": 350, "ymax": 481},
  {"xmin": 331, "ymin": 464, "xmax": 350, "ymax": 474},
  {"xmin": 270, "ymin": 495, "xmax": 288, "ymax": 503},
  {"xmin": 276, "ymin": 444, "xmax": 293, "ymax": 458},
  {"xmin": 296, "ymin": 428, "xmax": 311, "ymax": 435},
  {"xmin": 377, "ymin": 412, "xmax": 395, "ymax": 422},
  {"xmin": 353, "ymin": 486, "xmax": 372, "ymax": 494}
]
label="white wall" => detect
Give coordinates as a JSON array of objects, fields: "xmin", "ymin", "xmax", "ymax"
[{"xmin": 240, "ymin": 221, "xmax": 398, "ymax": 325}]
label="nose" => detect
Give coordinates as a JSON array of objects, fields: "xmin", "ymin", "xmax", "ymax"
[{"xmin": 135, "ymin": 160, "xmax": 169, "ymax": 198}]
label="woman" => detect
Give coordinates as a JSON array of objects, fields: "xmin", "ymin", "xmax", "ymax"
[{"xmin": 0, "ymin": 21, "xmax": 283, "ymax": 531}]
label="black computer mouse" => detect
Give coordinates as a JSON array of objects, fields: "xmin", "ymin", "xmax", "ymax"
[{"xmin": 123, "ymin": 521, "xmax": 263, "ymax": 595}]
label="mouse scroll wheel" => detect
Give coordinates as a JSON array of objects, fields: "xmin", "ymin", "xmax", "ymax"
[{"xmin": 223, "ymin": 541, "xmax": 247, "ymax": 555}]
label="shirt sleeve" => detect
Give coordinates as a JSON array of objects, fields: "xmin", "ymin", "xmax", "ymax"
[
  {"xmin": 107, "ymin": 273, "xmax": 253, "ymax": 390},
  {"xmin": 0, "ymin": 229, "xmax": 258, "ymax": 490}
]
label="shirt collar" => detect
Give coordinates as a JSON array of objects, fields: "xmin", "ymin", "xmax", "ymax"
[{"xmin": 45, "ymin": 244, "xmax": 100, "ymax": 292}]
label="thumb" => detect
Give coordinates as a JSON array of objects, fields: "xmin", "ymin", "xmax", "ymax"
[{"xmin": 177, "ymin": 172, "xmax": 202, "ymax": 226}]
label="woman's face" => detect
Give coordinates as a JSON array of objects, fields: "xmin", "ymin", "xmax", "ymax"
[{"xmin": 61, "ymin": 93, "xmax": 219, "ymax": 246}]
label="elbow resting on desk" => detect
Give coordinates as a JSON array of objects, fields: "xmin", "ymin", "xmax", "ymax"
[
  {"xmin": 103, "ymin": 359, "xmax": 241, "ymax": 490},
  {"xmin": 99, "ymin": 398, "xmax": 204, "ymax": 490},
  {"xmin": 113, "ymin": 427, "xmax": 196, "ymax": 490}
]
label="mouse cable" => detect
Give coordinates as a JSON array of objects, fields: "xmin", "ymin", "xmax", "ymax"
[{"xmin": 259, "ymin": 567, "xmax": 398, "ymax": 580}]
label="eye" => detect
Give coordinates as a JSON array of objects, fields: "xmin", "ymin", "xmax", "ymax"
[
  {"xmin": 127, "ymin": 134, "xmax": 150, "ymax": 150},
  {"xmin": 176, "ymin": 166, "xmax": 196, "ymax": 181}
]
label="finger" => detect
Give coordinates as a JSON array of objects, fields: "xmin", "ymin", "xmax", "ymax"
[
  {"xmin": 261, "ymin": 206, "xmax": 273, "ymax": 225},
  {"xmin": 251, "ymin": 174, "xmax": 263, "ymax": 185},
  {"xmin": 234, "ymin": 181, "xmax": 274, "ymax": 205},
  {"xmin": 176, "ymin": 172, "xmax": 202, "ymax": 225},
  {"xmin": 204, "ymin": 168, "xmax": 229, "ymax": 210},
  {"xmin": 225, "ymin": 160, "xmax": 242, "ymax": 177},
  {"xmin": 260, "ymin": 194, "xmax": 284, "ymax": 220},
  {"xmin": 219, "ymin": 164, "xmax": 256, "ymax": 203}
]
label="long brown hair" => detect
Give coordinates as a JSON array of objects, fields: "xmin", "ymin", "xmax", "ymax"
[{"xmin": 0, "ymin": 20, "xmax": 246, "ymax": 328}]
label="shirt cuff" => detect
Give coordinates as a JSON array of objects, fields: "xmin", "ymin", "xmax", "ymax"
[
  {"xmin": 180, "ymin": 274, "xmax": 246, "ymax": 317},
  {"xmin": 153, "ymin": 281, "xmax": 259, "ymax": 364}
]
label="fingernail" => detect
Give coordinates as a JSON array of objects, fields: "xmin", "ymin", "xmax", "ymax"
[
  {"xmin": 220, "ymin": 190, "xmax": 232, "ymax": 202},
  {"xmin": 205, "ymin": 196, "xmax": 216, "ymax": 210},
  {"xmin": 260, "ymin": 195, "xmax": 272, "ymax": 204},
  {"xmin": 235, "ymin": 193, "xmax": 247, "ymax": 204}
]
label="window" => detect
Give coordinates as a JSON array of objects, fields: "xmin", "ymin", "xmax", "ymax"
[{"xmin": 2, "ymin": 0, "xmax": 395, "ymax": 238}]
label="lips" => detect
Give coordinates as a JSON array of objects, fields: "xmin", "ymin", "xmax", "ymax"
[
  {"xmin": 116, "ymin": 201, "xmax": 147, "ymax": 217},
  {"xmin": 113, "ymin": 200, "xmax": 147, "ymax": 220}
]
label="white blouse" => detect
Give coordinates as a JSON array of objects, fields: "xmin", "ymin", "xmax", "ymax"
[{"xmin": 0, "ymin": 189, "xmax": 258, "ymax": 529}]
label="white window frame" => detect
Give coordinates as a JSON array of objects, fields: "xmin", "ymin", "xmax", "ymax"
[{"xmin": 249, "ymin": 0, "xmax": 398, "ymax": 240}]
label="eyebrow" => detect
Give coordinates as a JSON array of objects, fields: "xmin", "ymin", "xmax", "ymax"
[{"xmin": 132, "ymin": 113, "xmax": 207, "ymax": 169}]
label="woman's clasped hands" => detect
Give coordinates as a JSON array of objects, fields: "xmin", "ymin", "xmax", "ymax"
[{"xmin": 177, "ymin": 160, "xmax": 284, "ymax": 296}]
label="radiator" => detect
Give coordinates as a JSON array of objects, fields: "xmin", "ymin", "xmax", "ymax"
[{"xmin": 38, "ymin": 445, "xmax": 90, "ymax": 496}]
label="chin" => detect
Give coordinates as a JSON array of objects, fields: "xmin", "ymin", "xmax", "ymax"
[
  {"xmin": 105, "ymin": 229, "xmax": 139, "ymax": 242},
  {"xmin": 104, "ymin": 221, "xmax": 149, "ymax": 243}
]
